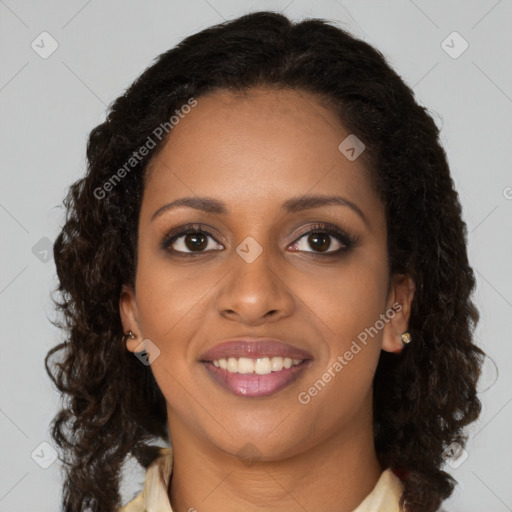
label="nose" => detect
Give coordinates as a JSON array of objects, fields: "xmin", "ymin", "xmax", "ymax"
[{"xmin": 214, "ymin": 243, "xmax": 295, "ymax": 325}]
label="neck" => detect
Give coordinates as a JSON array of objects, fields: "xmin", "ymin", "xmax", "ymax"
[{"xmin": 167, "ymin": 404, "xmax": 382, "ymax": 512}]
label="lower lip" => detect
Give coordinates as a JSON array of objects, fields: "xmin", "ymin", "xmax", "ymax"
[{"xmin": 202, "ymin": 361, "xmax": 311, "ymax": 398}]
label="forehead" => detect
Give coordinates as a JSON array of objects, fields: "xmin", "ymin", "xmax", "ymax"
[
  {"xmin": 142, "ymin": 87, "xmax": 381, "ymax": 222},
  {"xmin": 151, "ymin": 86, "xmax": 348, "ymax": 165}
]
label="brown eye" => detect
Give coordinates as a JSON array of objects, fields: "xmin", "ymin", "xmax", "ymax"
[
  {"xmin": 163, "ymin": 227, "xmax": 224, "ymax": 254},
  {"xmin": 307, "ymin": 233, "xmax": 332, "ymax": 252},
  {"xmin": 291, "ymin": 232, "xmax": 343, "ymax": 253},
  {"xmin": 288, "ymin": 223, "xmax": 355, "ymax": 256}
]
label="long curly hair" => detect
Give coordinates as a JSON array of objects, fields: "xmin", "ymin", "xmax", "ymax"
[{"xmin": 45, "ymin": 11, "xmax": 485, "ymax": 512}]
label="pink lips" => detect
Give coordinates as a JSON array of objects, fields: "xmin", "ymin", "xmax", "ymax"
[{"xmin": 200, "ymin": 338, "xmax": 313, "ymax": 398}]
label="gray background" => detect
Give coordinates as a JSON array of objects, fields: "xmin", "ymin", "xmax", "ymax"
[{"xmin": 1, "ymin": 1, "xmax": 511, "ymax": 511}]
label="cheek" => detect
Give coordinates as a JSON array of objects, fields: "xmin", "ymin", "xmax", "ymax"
[
  {"xmin": 134, "ymin": 248, "xmax": 218, "ymax": 340},
  {"xmin": 296, "ymin": 254, "xmax": 387, "ymax": 393},
  {"xmin": 296, "ymin": 262, "xmax": 386, "ymax": 425},
  {"xmin": 297, "ymin": 254, "xmax": 389, "ymax": 342},
  {"xmin": 133, "ymin": 258, "xmax": 203, "ymax": 407}
]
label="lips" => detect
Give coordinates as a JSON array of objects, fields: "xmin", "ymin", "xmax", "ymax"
[{"xmin": 199, "ymin": 337, "xmax": 313, "ymax": 398}]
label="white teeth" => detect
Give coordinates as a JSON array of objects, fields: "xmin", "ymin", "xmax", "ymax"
[
  {"xmin": 270, "ymin": 357, "xmax": 283, "ymax": 371},
  {"xmin": 212, "ymin": 356, "xmax": 304, "ymax": 374},
  {"xmin": 227, "ymin": 357, "xmax": 238, "ymax": 373},
  {"xmin": 254, "ymin": 357, "xmax": 272, "ymax": 375},
  {"xmin": 238, "ymin": 357, "xmax": 255, "ymax": 374}
]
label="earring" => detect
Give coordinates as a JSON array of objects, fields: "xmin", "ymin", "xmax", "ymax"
[
  {"xmin": 401, "ymin": 332, "xmax": 411, "ymax": 345},
  {"xmin": 122, "ymin": 330, "xmax": 136, "ymax": 344}
]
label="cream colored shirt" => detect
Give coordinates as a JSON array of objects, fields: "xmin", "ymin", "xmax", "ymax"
[{"xmin": 119, "ymin": 447, "xmax": 404, "ymax": 512}]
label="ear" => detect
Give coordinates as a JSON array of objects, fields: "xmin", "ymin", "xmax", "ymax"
[
  {"xmin": 382, "ymin": 273, "xmax": 415, "ymax": 354},
  {"xmin": 119, "ymin": 284, "xmax": 142, "ymax": 353}
]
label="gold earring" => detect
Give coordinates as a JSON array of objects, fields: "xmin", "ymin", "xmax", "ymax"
[{"xmin": 401, "ymin": 332, "xmax": 411, "ymax": 345}]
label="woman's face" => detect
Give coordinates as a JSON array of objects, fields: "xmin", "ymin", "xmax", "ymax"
[{"xmin": 121, "ymin": 87, "xmax": 413, "ymax": 461}]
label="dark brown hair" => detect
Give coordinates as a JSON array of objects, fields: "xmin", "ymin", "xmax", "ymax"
[{"xmin": 45, "ymin": 11, "xmax": 484, "ymax": 512}]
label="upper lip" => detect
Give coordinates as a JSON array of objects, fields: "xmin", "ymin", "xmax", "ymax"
[{"xmin": 200, "ymin": 337, "xmax": 313, "ymax": 362}]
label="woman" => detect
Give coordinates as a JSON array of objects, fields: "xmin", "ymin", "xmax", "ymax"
[{"xmin": 45, "ymin": 11, "xmax": 484, "ymax": 512}]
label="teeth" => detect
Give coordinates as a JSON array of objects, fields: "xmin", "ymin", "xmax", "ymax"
[
  {"xmin": 238, "ymin": 357, "xmax": 255, "ymax": 374},
  {"xmin": 227, "ymin": 357, "xmax": 238, "ymax": 373},
  {"xmin": 255, "ymin": 357, "xmax": 272, "ymax": 375},
  {"xmin": 270, "ymin": 357, "xmax": 283, "ymax": 372},
  {"xmin": 211, "ymin": 356, "xmax": 303, "ymax": 375}
]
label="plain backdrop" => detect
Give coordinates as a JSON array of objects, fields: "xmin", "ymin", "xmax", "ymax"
[{"xmin": 1, "ymin": 1, "xmax": 511, "ymax": 511}]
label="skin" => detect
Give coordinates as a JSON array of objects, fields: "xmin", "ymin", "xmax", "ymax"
[{"xmin": 120, "ymin": 86, "xmax": 415, "ymax": 512}]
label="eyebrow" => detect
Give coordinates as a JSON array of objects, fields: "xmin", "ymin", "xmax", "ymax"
[{"xmin": 151, "ymin": 194, "xmax": 368, "ymax": 226}]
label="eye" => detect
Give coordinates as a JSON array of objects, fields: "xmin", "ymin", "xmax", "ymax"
[
  {"xmin": 162, "ymin": 225, "xmax": 223, "ymax": 255},
  {"xmin": 288, "ymin": 223, "xmax": 354, "ymax": 255}
]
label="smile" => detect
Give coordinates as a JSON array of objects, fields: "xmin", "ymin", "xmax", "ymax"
[
  {"xmin": 200, "ymin": 338, "xmax": 313, "ymax": 398},
  {"xmin": 202, "ymin": 358, "xmax": 311, "ymax": 398}
]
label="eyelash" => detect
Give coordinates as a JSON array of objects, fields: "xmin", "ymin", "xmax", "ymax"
[{"xmin": 161, "ymin": 222, "xmax": 357, "ymax": 258}]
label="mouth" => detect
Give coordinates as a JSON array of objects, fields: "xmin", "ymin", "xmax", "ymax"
[{"xmin": 199, "ymin": 338, "xmax": 313, "ymax": 398}]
